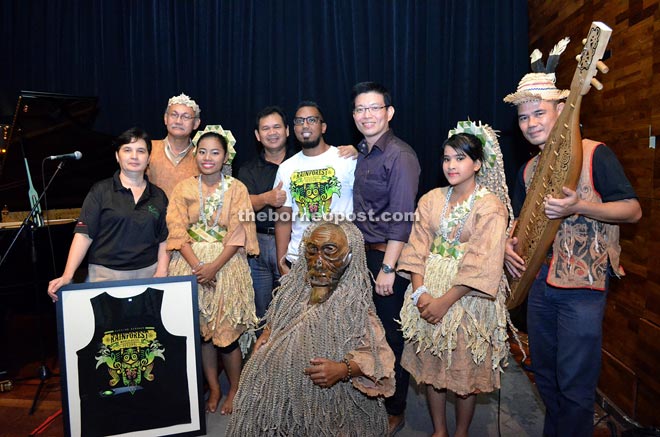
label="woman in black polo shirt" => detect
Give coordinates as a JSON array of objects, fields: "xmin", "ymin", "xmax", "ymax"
[{"xmin": 48, "ymin": 127, "xmax": 169, "ymax": 300}]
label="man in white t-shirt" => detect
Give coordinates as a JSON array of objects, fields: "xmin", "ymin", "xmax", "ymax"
[{"xmin": 274, "ymin": 101, "xmax": 356, "ymax": 274}]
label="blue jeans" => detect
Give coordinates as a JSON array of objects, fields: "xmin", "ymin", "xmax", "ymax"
[
  {"xmin": 527, "ymin": 263, "xmax": 608, "ymax": 437},
  {"xmin": 366, "ymin": 249, "xmax": 410, "ymax": 416},
  {"xmin": 248, "ymin": 233, "xmax": 280, "ymax": 320}
]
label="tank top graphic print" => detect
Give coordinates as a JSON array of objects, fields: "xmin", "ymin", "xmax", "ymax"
[{"xmin": 77, "ymin": 288, "xmax": 190, "ymax": 436}]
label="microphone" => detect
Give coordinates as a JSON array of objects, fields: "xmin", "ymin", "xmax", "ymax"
[{"xmin": 46, "ymin": 151, "xmax": 83, "ymax": 161}]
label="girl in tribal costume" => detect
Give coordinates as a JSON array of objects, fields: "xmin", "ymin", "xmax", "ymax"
[
  {"xmin": 226, "ymin": 221, "xmax": 395, "ymax": 437},
  {"xmin": 167, "ymin": 127, "xmax": 258, "ymax": 415},
  {"xmin": 398, "ymin": 121, "xmax": 513, "ymax": 437}
]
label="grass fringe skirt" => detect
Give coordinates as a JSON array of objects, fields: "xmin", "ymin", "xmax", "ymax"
[
  {"xmin": 399, "ymin": 253, "xmax": 508, "ymax": 373},
  {"xmin": 169, "ymin": 241, "xmax": 257, "ymax": 355}
]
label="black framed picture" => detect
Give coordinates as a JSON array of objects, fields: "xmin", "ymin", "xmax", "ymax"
[{"xmin": 56, "ymin": 276, "xmax": 205, "ymax": 437}]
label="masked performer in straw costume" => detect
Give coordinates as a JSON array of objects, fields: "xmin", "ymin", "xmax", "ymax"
[
  {"xmin": 226, "ymin": 221, "xmax": 395, "ymax": 437},
  {"xmin": 167, "ymin": 125, "xmax": 258, "ymax": 415},
  {"xmin": 398, "ymin": 121, "xmax": 513, "ymax": 437}
]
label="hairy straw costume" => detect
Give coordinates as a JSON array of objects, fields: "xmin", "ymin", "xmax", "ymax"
[
  {"xmin": 227, "ymin": 221, "xmax": 395, "ymax": 437},
  {"xmin": 399, "ymin": 121, "xmax": 516, "ymax": 395}
]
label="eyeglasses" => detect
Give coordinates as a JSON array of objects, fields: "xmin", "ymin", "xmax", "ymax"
[
  {"xmin": 292, "ymin": 116, "xmax": 323, "ymax": 126},
  {"xmin": 168, "ymin": 112, "xmax": 195, "ymax": 121},
  {"xmin": 353, "ymin": 105, "xmax": 388, "ymax": 115}
]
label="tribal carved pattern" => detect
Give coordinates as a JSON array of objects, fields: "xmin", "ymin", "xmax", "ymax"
[
  {"xmin": 507, "ymin": 107, "xmax": 581, "ymax": 309},
  {"xmin": 577, "ymin": 27, "xmax": 600, "ymax": 73},
  {"xmin": 522, "ymin": 132, "xmax": 574, "ymax": 254}
]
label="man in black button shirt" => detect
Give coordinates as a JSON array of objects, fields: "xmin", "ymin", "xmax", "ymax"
[{"xmin": 237, "ymin": 106, "xmax": 295, "ymax": 322}]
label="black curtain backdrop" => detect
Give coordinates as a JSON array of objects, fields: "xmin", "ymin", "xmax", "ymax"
[{"xmin": 0, "ymin": 0, "xmax": 530, "ymax": 200}]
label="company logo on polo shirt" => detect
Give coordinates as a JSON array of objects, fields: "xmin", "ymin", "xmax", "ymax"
[{"xmin": 147, "ymin": 205, "xmax": 160, "ymax": 219}]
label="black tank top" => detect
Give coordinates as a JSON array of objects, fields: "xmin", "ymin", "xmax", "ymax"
[{"xmin": 77, "ymin": 288, "xmax": 191, "ymax": 436}]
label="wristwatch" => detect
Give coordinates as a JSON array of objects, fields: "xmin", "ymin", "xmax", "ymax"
[{"xmin": 381, "ymin": 263, "xmax": 395, "ymax": 274}]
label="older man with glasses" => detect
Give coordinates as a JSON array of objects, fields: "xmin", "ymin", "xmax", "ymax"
[
  {"xmin": 273, "ymin": 101, "xmax": 356, "ymax": 275},
  {"xmin": 146, "ymin": 93, "xmax": 202, "ymax": 197}
]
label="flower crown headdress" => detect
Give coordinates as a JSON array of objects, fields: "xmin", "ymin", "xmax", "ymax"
[
  {"xmin": 447, "ymin": 120, "xmax": 514, "ymax": 230},
  {"xmin": 193, "ymin": 125, "xmax": 237, "ymax": 176},
  {"xmin": 448, "ymin": 120, "xmax": 498, "ymax": 170},
  {"xmin": 167, "ymin": 93, "xmax": 201, "ymax": 117}
]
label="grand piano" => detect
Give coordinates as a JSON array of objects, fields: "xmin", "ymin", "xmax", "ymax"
[{"xmin": 0, "ymin": 91, "xmax": 115, "ymax": 373}]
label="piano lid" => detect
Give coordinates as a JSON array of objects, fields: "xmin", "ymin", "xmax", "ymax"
[{"xmin": 0, "ymin": 91, "xmax": 116, "ymax": 211}]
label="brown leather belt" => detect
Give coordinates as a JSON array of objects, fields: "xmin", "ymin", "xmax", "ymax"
[{"xmin": 364, "ymin": 242, "xmax": 387, "ymax": 252}]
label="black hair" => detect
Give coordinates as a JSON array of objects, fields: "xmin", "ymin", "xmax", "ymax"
[
  {"xmin": 350, "ymin": 81, "xmax": 393, "ymax": 108},
  {"xmin": 114, "ymin": 127, "xmax": 152, "ymax": 154},
  {"xmin": 295, "ymin": 100, "xmax": 325, "ymax": 121},
  {"xmin": 255, "ymin": 106, "xmax": 288, "ymax": 130},
  {"xmin": 442, "ymin": 133, "xmax": 484, "ymax": 163},
  {"xmin": 197, "ymin": 131, "xmax": 228, "ymax": 154}
]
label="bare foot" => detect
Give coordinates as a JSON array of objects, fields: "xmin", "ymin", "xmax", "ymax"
[
  {"xmin": 206, "ymin": 387, "xmax": 221, "ymax": 413},
  {"xmin": 220, "ymin": 389, "xmax": 237, "ymax": 415},
  {"xmin": 431, "ymin": 431, "xmax": 449, "ymax": 437}
]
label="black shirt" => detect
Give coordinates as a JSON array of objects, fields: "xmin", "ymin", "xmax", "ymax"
[
  {"xmin": 77, "ymin": 288, "xmax": 190, "ymax": 436},
  {"xmin": 75, "ymin": 171, "xmax": 168, "ymax": 270},
  {"xmin": 237, "ymin": 147, "xmax": 296, "ymax": 229}
]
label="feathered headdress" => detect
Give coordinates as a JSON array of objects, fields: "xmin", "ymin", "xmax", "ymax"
[{"xmin": 503, "ymin": 37, "xmax": 571, "ymax": 105}]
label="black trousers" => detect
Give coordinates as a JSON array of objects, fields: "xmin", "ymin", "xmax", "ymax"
[{"xmin": 366, "ymin": 248, "xmax": 410, "ymax": 416}]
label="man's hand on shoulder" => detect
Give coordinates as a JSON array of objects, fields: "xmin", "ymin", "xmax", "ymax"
[{"xmin": 337, "ymin": 145, "xmax": 358, "ymax": 160}]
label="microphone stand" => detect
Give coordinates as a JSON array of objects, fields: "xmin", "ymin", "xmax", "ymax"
[{"xmin": 0, "ymin": 160, "xmax": 67, "ymax": 415}]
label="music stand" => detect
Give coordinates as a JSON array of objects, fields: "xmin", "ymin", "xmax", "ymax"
[{"xmin": 0, "ymin": 91, "xmax": 97, "ymax": 414}]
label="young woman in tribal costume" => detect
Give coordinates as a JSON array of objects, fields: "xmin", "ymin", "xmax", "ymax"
[
  {"xmin": 398, "ymin": 121, "xmax": 513, "ymax": 437},
  {"xmin": 226, "ymin": 221, "xmax": 395, "ymax": 437},
  {"xmin": 166, "ymin": 128, "xmax": 258, "ymax": 415}
]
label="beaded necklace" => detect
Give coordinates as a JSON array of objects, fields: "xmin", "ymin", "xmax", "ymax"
[
  {"xmin": 439, "ymin": 184, "xmax": 479, "ymax": 244},
  {"xmin": 198, "ymin": 175, "xmax": 226, "ymax": 228}
]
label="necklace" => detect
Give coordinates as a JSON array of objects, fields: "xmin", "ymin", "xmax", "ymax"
[
  {"xmin": 439, "ymin": 185, "xmax": 479, "ymax": 243},
  {"xmin": 198, "ymin": 175, "xmax": 227, "ymax": 228}
]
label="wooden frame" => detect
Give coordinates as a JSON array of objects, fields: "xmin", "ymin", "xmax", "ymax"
[{"xmin": 56, "ymin": 276, "xmax": 205, "ymax": 437}]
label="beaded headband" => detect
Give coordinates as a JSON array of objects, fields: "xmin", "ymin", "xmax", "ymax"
[{"xmin": 167, "ymin": 93, "xmax": 201, "ymax": 117}]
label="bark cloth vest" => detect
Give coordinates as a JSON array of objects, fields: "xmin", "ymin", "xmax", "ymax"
[
  {"xmin": 523, "ymin": 139, "xmax": 622, "ymax": 290},
  {"xmin": 77, "ymin": 288, "xmax": 190, "ymax": 436}
]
